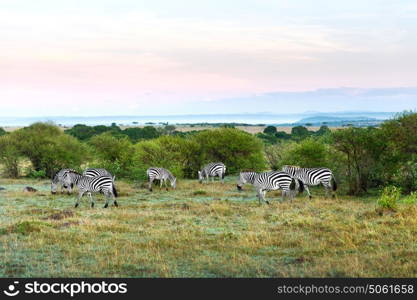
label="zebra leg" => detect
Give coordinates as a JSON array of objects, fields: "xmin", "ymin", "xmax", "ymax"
[
  {"xmin": 305, "ymin": 185, "xmax": 312, "ymax": 199},
  {"xmin": 104, "ymin": 190, "xmax": 111, "ymax": 208},
  {"xmin": 75, "ymin": 191, "xmax": 85, "ymax": 208},
  {"xmin": 148, "ymin": 178, "xmax": 154, "ymax": 192},
  {"xmin": 164, "ymin": 179, "xmax": 168, "ymax": 191},
  {"xmin": 88, "ymin": 193, "xmax": 95, "ymax": 208},
  {"xmin": 263, "ymin": 190, "xmax": 269, "ymax": 205}
]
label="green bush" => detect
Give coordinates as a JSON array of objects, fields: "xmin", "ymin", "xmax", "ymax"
[
  {"xmin": 401, "ymin": 191, "xmax": 417, "ymax": 205},
  {"xmin": 133, "ymin": 135, "xmax": 198, "ymax": 180},
  {"xmin": 0, "ymin": 134, "xmax": 21, "ymax": 178},
  {"xmin": 10, "ymin": 123, "xmax": 89, "ymax": 178},
  {"xmin": 0, "ymin": 127, "xmax": 6, "ymax": 136},
  {"xmin": 377, "ymin": 186, "xmax": 401, "ymax": 210},
  {"xmin": 27, "ymin": 169, "xmax": 47, "ymax": 179},
  {"xmin": 192, "ymin": 128, "xmax": 267, "ymax": 175},
  {"xmin": 89, "ymin": 132, "xmax": 134, "ymax": 178}
]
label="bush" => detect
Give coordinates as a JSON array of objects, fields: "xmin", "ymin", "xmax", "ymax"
[
  {"xmin": 401, "ymin": 191, "xmax": 417, "ymax": 205},
  {"xmin": 89, "ymin": 132, "xmax": 134, "ymax": 178},
  {"xmin": 377, "ymin": 186, "xmax": 401, "ymax": 210},
  {"xmin": 0, "ymin": 127, "xmax": 6, "ymax": 136},
  {"xmin": 192, "ymin": 128, "xmax": 267, "ymax": 175},
  {"xmin": 27, "ymin": 169, "xmax": 47, "ymax": 179},
  {"xmin": 0, "ymin": 134, "xmax": 21, "ymax": 177},
  {"xmin": 10, "ymin": 123, "xmax": 89, "ymax": 178},
  {"xmin": 263, "ymin": 126, "xmax": 277, "ymax": 135},
  {"xmin": 133, "ymin": 135, "xmax": 199, "ymax": 180}
]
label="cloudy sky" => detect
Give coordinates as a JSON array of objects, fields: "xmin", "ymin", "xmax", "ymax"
[{"xmin": 1, "ymin": 0, "xmax": 417, "ymax": 116}]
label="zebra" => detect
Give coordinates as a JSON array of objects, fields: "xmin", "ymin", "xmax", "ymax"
[
  {"xmin": 198, "ymin": 162, "xmax": 226, "ymax": 184},
  {"xmin": 51, "ymin": 168, "xmax": 77, "ymax": 194},
  {"xmin": 237, "ymin": 171, "xmax": 258, "ymax": 191},
  {"xmin": 254, "ymin": 171, "xmax": 304, "ymax": 204},
  {"xmin": 83, "ymin": 168, "xmax": 113, "ymax": 178},
  {"xmin": 146, "ymin": 167, "xmax": 177, "ymax": 192},
  {"xmin": 282, "ymin": 165, "xmax": 337, "ymax": 199},
  {"xmin": 63, "ymin": 171, "xmax": 118, "ymax": 208}
]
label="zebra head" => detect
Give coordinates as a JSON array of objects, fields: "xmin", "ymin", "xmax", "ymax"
[
  {"xmin": 171, "ymin": 177, "xmax": 177, "ymax": 189},
  {"xmin": 236, "ymin": 173, "xmax": 245, "ymax": 191},
  {"xmin": 51, "ymin": 180, "xmax": 58, "ymax": 194},
  {"xmin": 51, "ymin": 172, "xmax": 59, "ymax": 194}
]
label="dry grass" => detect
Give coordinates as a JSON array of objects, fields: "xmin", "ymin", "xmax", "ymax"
[{"xmin": 0, "ymin": 178, "xmax": 416, "ymax": 278}]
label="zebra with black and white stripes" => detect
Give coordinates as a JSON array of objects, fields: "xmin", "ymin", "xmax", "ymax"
[
  {"xmin": 237, "ymin": 171, "xmax": 258, "ymax": 191},
  {"xmin": 254, "ymin": 171, "xmax": 304, "ymax": 204},
  {"xmin": 198, "ymin": 162, "xmax": 226, "ymax": 184},
  {"xmin": 83, "ymin": 168, "xmax": 113, "ymax": 178},
  {"xmin": 51, "ymin": 168, "xmax": 77, "ymax": 194},
  {"xmin": 282, "ymin": 165, "xmax": 337, "ymax": 199},
  {"xmin": 146, "ymin": 167, "xmax": 177, "ymax": 191},
  {"xmin": 63, "ymin": 171, "xmax": 118, "ymax": 208}
]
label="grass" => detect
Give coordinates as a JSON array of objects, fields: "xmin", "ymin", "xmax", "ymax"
[{"xmin": 0, "ymin": 177, "xmax": 416, "ymax": 278}]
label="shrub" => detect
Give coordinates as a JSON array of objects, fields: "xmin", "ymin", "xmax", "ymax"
[
  {"xmin": 263, "ymin": 126, "xmax": 277, "ymax": 135},
  {"xmin": 0, "ymin": 127, "xmax": 6, "ymax": 136},
  {"xmin": 133, "ymin": 135, "xmax": 198, "ymax": 180},
  {"xmin": 377, "ymin": 186, "xmax": 401, "ymax": 210},
  {"xmin": 10, "ymin": 123, "xmax": 89, "ymax": 178},
  {"xmin": 401, "ymin": 191, "xmax": 417, "ymax": 205},
  {"xmin": 0, "ymin": 134, "xmax": 21, "ymax": 178},
  {"xmin": 192, "ymin": 128, "xmax": 267, "ymax": 175},
  {"xmin": 27, "ymin": 169, "xmax": 47, "ymax": 179},
  {"xmin": 89, "ymin": 132, "xmax": 134, "ymax": 178}
]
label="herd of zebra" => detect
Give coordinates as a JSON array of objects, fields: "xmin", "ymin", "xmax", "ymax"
[{"xmin": 51, "ymin": 162, "xmax": 337, "ymax": 207}]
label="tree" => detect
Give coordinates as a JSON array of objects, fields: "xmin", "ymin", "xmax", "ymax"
[
  {"xmin": 315, "ymin": 125, "xmax": 331, "ymax": 136},
  {"xmin": 380, "ymin": 112, "xmax": 417, "ymax": 192},
  {"xmin": 332, "ymin": 127, "xmax": 387, "ymax": 195},
  {"xmin": 192, "ymin": 128, "xmax": 267, "ymax": 174},
  {"xmin": 275, "ymin": 131, "xmax": 291, "ymax": 140},
  {"xmin": 263, "ymin": 126, "xmax": 277, "ymax": 135},
  {"xmin": 134, "ymin": 135, "xmax": 199, "ymax": 179},
  {"xmin": 0, "ymin": 134, "xmax": 21, "ymax": 177},
  {"xmin": 89, "ymin": 132, "xmax": 134, "ymax": 178},
  {"xmin": 12, "ymin": 123, "xmax": 89, "ymax": 177},
  {"xmin": 291, "ymin": 126, "xmax": 311, "ymax": 140},
  {"xmin": 0, "ymin": 127, "xmax": 6, "ymax": 136}
]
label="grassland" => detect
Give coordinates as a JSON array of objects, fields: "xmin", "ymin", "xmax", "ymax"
[{"xmin": 0, "ymin": 177, "xmax": 416, "ymax": 278}]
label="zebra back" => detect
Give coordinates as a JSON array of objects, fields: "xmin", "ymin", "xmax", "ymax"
[
  {"xmin": 201, "ymin": 162, "xmax": 226, "ymax": 177},
  {"xmin": 147, "ymin": 167, "xmax": 176, "ymax": 181},
  {"xmin": 83, "ymin": 168, "xmax": 113, "ymax": 178}
]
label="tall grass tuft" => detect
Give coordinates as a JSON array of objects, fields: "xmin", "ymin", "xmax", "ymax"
[{"xmin": 377, "ymin": 186, "xmax": 401, "ymax": 210}]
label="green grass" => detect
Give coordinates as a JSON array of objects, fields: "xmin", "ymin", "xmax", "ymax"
[{"xmin": 0, "ymin": 177, "xmax": 416, "ymax": 278}]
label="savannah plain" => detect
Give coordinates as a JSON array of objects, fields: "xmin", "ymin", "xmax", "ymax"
[{"xmin": 0, "ymin": 177, "xmax": 416, "ymax": 278}]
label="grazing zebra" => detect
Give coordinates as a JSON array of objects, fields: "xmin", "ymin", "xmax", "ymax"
[
  {"xmin": 83, "ymin": 168, "xmax": 113, "ymax": 178},
  {"xmin": 63, "ymin": 171, "xmax": 118, "ymax": 208},
  {"xmin": 198, "ymin": 162, "xmax": 226, "ymax": 184},
  {"xmin": 237, "ymin": 171, "xmax": 258, "ymax": 191},
  {"xmin": 282, "ymin": 165, "xmax": 337, "ymax": 199},
  {"xmin": 254, "ymin": 171, "xmax": 304, "ymax": 204},
  {"xmin": 146, "ymin": 167, "xmax": 177, "ymax": 192},
  {"xmin": 51, "ymin": 168, "xmax": 77, "ymax": 194}
]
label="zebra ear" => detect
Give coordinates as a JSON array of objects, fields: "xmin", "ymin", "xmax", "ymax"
[{"xmin": 112, "ymin": 176, "xmax": 116, "ymax": 182}]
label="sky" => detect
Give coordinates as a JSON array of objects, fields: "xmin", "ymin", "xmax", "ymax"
[{"xmin": 1, "ymin": 0, "xmax": 417, "ymax": 116}]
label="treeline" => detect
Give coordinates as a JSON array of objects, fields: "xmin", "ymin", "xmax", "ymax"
[
  {"xmin": 0, "ymin": 112, "xmax": 415, "ymax": 196},
  {"xmin": 0, "ymin": 124, "xmax": 266, "ymax": 180},
  {"xmin": 257, "ymin": 125, "xmax": 331, "ymax": 143}
]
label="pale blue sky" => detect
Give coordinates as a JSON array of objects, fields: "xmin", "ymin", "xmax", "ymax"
[{"xmin": 1, "ymin": 0, "xmax": 416, "ymax": 116}]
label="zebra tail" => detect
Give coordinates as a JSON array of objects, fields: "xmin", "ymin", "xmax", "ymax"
[
  {"xmin": 332, "ymin": 176, "xmax": 338, "ymax": 191},
  {"xmin": 113, "ymin": 184, "xmax": 118, "ymax": 198},
  {"xmin": 298, "ymin": 180, "xmax": 305, "ymax": 193}
]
